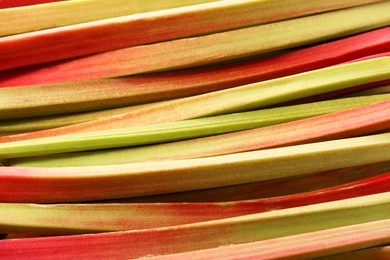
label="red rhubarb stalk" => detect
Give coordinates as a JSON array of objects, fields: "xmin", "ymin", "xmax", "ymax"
[
  {"xmin": 0, "ymin": 0, "xmax": 384, "ymax": 71},
  {"xmin": 0, "ymin": 32, "xmax": 388, "ymax": 121},
  {"xmin": 0, "ymin": 1, "xmax": 389, "ymax": 84},
  {"xmin": 1, "ymin": 171, "xmax": 389, "ymax": 235},
  {"xmin": 1, "ymin": 27, "xmax": 389, "ymax": 89},
  {"xmin": 147, "ymin": 220, "xmax": 390, "ymax": 260},
  {"xmin": 0, "ymin": 192, "xmax": 388, "ymax": 259},
  {"xmin": 18, "ymin": 100, "xmax": 389, "ymax": 166},
  {"xmin": 123, "ymin": 161, "xmax": 390, "ymax": 203},
  {"xmin": 0, "ymin": 0, "xmax": 63, "ymax": 9},
  {"xmin": 0, "ymin": 133, "xmax": 389, "ymax": 203},
  {"xmin": 1, "ymin": 57, "xmax": 388, "ymax": 143}
]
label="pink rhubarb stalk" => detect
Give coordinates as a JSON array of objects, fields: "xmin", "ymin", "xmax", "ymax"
[
  {"xmin": 0, "ymin": 133, "xmax": 389, "ymax": 203},
  {"xmin": 0, "ymin": 30, "xmax": 388, "ymax": 118},
  {"xmin": 0, "ymin": 1, "xmax": 389, "ymax": 84},
  {"xmin": 120, "ymin": 161, "xmax": 390, "ymax": 203},
  {"xmin": 0, "ymin": 57, "xmax": 388, "ymax": 143},
  {"xmin": 147, "ymin": 219, "xmax": 390, "ymax": 260},
  {"xmin": 1, "ymin": 170, "xmax": 389, "ymax": 235},
  {"xmin": 0, "ymin": 192, "xmax": 389, "ymax": 259},
  {"xmin": 12, "ymin": 100, "xmax": 390, "ymax": 166},
  {"xmin": 0, "ymin": 0, "xmax": 384, "ymax": 71}
]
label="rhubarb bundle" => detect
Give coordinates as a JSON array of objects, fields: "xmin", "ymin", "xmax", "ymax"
[{"xmin": 0, "ymin": 1, "xmax": 389, "ymax": 259}]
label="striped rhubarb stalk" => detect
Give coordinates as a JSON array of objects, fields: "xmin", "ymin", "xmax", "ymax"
[
  {"xmin": 146, "ymin": 219, "xmax": 390, "ymax": 260},
  {"xmin": 0, "ymin": 132, "xmax": 389, "ymax": 203},
  {"xmin": 0, "ymin": 192, "xmax": 389, "ymax": 259},
  {"xmin": 0, "ymin": 170, "xmax": 389, "ymax": 235},
  {"xmin": 123, "ymin": 161, "xmax": 390, "ymax": 203},
  {"xmin": 3, "ymin": 98, "xmax": 390, "ymax": 166},
  {"xmin": 1, "ymin": 33, "xmax": 389, "ymax": 116},
  {"xmin": 1, "ymin": 57, "xmax": 388, "ymax": 143},
  {"xmin": 1, "ymin": 93, "xmax": 388, "ymax": 136},
  {"xmin": 0, "ymin": 0, "xmax": 384, "ymax": 70},
  {"xmin": 0, "ymin": 0, "xmax": 216, "ymax": 36},
  {"xmin": 1, "ymin": 1, "xmax": 389, "ymax": 83}
]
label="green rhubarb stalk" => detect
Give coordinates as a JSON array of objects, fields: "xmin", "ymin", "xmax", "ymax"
[
  {"xmin": 115, "ymin": 161, "xmax": 390, "ymax": 203},
  {"xmin": 1, "ymin": 93, "xmax": 389, "ymax": 159},
  {"xmin": 8, "ymin": 99, "xmax": 390, "ymax": 167},
  {"xmin": 147, "ymin": 219, "xmax": 390, "ymax": 260},
  {"xmin": 1, "ymin": 0, "xmax": 385, "ymax": 71},
  {"xmin": 0, "ymin": 102, "xmax": 160, "ymax": 135},
  {"xmin": 0, "ymin": 170, "xmax": 388, "ymax": 235},
  {"xmin": 2, "ymin": 30, "xmax": 389, "ymax": 114},
  {"xmin": 2, "ymin": 2, "xmax": 390, "ymax": 82},
  {"xmin": 0, "ymin": 192, "xmax": 389, "ymax": 258},
  {"xmin": 2, "ymin": 92, "xmax": 388, "ymax": 135},
  {"xmin": 1, "ymin": 132, "xmax": 390, "ymax": 203},
  {"xmin": 1, "ymin": 57, "xmax": 389, "ymax": 143},
  {"xmin": 0, "ymin": 0, "xmax": 215, "ymax": 36},
  {"xmin": 2, "ymin": 26, "xmax": 389, "ymax": 89}
]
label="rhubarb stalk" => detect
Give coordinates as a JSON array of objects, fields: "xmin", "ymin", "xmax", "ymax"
[
  {"xmin": 1, "ymin": 57, "xmax": 388, "ymax": 143},
  {"xmin": 1, "ymin": 1, "xmax": 389, "ymax": 82},
  {"xmin": 0, "ymin": 192, "xmax": 389, "ymax": 258},
  {"xmin": 0, "ymin": 133, "xmax": 389, "ymax": 203}
]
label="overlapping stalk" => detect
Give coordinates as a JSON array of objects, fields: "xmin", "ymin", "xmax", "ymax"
[
  {"xmin": 0, "ymin": 0, "xmax": 216, "ymax": 36},
  {"xmin": 1, "ymin": 133, "xmax": 390, "ymax": 203},
  {"xmin": 1, "ymin": 57, "xmax": 389, "ymax": 143},
  {"xmin": 1, "ymin": 192, "xmax": 389, "ymax": 259},
  {"xmin": 1, "ymin": 0, "xmax": 387, "ymax": 71},
  {"xmin": 1, "ymin": 171, "xmax": 389, "ymax": 235},
  {"xmin": 0, "ymin": 1, "xmax": 389, "ymax": 258}
]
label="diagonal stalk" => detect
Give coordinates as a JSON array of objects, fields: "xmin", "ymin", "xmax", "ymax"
[
  {"xmin": 0, "ymin": 192, "xmax": 389, "ymax": 258},
  {"xmin": 1, "ymin": 94, "xmax": 389, "ymax": 161},
  {"xmin": 0, "ymin": 132, "xmax": 390, "ymax": 203},
  {"xmin": 146, "ymin": 219, "xmax": 390, "ymax": 260},
  {"xmin": 0, "ymin": 171, "xmax": 389, "ymax": 235},
  {"xmin": 2, "ymin": 27, "xmax": 388, "ymax": 111},
  {"xmin": 0, "ymin": 0, "xmax": 385, "ymax": 71},
  {"xmin": 1, "ymin": 1, "xmax": 389, "ymax": 83},
  {"xmin": 1, "ymin": 57, "xmax": 389, "ymax": 143},
  {"xmin": 10, "ymin": 99, "xmax": 390, "ymax": 167},
  {"xmin": 0, "ymin": 0, "xmax": 216, "ymax": 36},
  {"xmin": 120, "ymin": 161, "xmax": 390, "ymax": 203}
]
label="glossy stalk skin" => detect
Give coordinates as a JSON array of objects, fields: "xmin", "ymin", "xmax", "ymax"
[
  {"xmin": 0, "ymin": 0, "xmax": 385, "ymax": 71},
  {"xmin": 1, "ymin": 2, "xmax": 390, "ymax": 84},
  {"xmin": 0, "ymin": 192, "xmax": 389, "ymax": 259},
  {"xmin": 0, "ymin": 133, "xmax": 390, "ymax": 203},
  {"xmin": 3, "ymin": 94, "xmax": 390, "ymax": 161},
  {"xmin": 2, "ymin": 28, "xmax": 389, "ymax": 112},
  {"xmin": 13, "ymin": 99, "xmax": 390, "ymax": 167},
  {"xmin": 0, "ymin": 0, "xmax": 216, "ymax": 36},
  {"xmin": 1, "ymin": 57, "xmax": 389, "ymax": 143},
  {"xmin": 148, "ymin": 219, "xmax": 390, "ymax": 260},
  {"xmin": 0, "ymin": 170, "xmax": 389, "ymax": 235},
  {"xmin": 0, "ymin": 0, "xmax": 63, "ymax": 9},
  {"xmin": 112, "ymin": 161, "xmax": 390, "ymax": 203}
]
